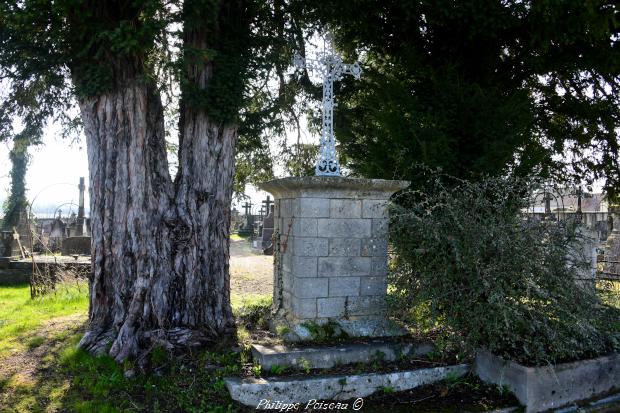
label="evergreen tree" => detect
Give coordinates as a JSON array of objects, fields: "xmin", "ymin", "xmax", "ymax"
[{"xmin": 299, "ymin": 0, "xmax": 620, "ymax": 193}]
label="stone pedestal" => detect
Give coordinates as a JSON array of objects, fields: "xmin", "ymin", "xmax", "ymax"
[{"xmin": 258, "ymin": 176, "xmax": 409, "ymax": 340}]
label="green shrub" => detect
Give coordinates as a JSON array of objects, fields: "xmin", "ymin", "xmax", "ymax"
[{"xmin": 390, "ymin": 174, "xmax": 620, "ymax": 366}]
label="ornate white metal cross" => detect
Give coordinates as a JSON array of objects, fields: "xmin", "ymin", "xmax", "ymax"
[{"xmin": 293, "ymin": 35, "xmax": 362, "ymax": 176}]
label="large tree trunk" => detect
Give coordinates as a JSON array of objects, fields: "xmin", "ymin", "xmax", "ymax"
[
  {"xmin": 172, "ymin": 7, "xmax": 238, "ymax": 337},
  {"xmin": 78, "ymin": 76, "xmax": 235, "ymax": 363},
  {"xmin": 174, "ymin": 108, "xmax": 237, "ymax": 337},
  {"xmin": 78, "ymin": 79, "xmax": 174, "ymax": 360},
  {"xmin": 75, "ymin": 1, "xmax": 239, "ymax": 364}
]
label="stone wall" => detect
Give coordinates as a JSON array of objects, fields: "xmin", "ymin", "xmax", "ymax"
[
  {"xmin": 0, "ymin": 259, "xmax": 30, "ymax": 284},
  {"xmin": 61, "ymin": 236, "xmax": 91, "ymax": 256},
  {"xmin": 260, "ymin": 176, "xmax": 408, "ymax": 338},
  {"xmin": 277, "ymin": 197, "xmax": 391, "ymax": 320}
]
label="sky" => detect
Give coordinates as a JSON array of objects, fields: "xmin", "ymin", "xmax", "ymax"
[{"xmin": 0, "ymin": 125, "xmax": 90, "ymax": 219}]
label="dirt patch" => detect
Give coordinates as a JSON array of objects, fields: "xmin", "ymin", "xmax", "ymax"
[
  {"xmin": 0, "ymin": 313, "xmax": 86, "ymax": 409},
  {"xmin": 0, "ymin": 314, "xmax": 85, "ymax": 379},
  {"xmin": 230, "ymin": 238, "xmax": 273, "ymax": 297}
]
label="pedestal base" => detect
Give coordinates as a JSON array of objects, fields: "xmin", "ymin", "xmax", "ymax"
[{"xmin": 259, "ymin": 176, "xmax": 409, "ymax": 342}]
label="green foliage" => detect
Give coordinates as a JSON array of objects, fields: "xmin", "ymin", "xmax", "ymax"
[
  {"xmin": 232, "ymin": 295, "xmax": 272, "ymax": 331},
  {"xmin": 251, "ymin": 362, "xmax": 262, "ymax": 377},
  {"xmin": 0, "ymin": 283, "xmax": 248, "ymax": 412},
  {"xmin": 301, "ymin": 0, "xmax": 620, "ymax": 193},
  {"xmin": 2, "ymin": 135, "xmax": 31, "ymax": 230},
  {"xmin": 390, "ymin": 173, "xmax": 620, "ymax": 366},
  {"xmin": 300, "ymin": 320, "xmax": 349, "ymax": 343},
  {"xmin": 59, "ymin": 342, "xmax": 240, "ymax": 412},
  {"xmin": 26, "ymin": 335, "xmax": 46, "ymax": 350},
  {"xmin": 269, "ymin": 364, "xmax": 287, "ymax": 375},
  {"xmin": 299, "ymin": 357, "xmax": 311, "ymax": 374}
]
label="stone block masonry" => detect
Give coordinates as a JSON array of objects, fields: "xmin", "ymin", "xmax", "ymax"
[{"xmin": 259, "ymin": 176, "xmax": 409, "ymax": 339}]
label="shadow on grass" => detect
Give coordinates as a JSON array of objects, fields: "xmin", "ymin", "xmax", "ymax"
[
  {"xmin": 0, "ymin": 312, "xmax": 259, "ymax": 412},
  {"xmin": 0, "ymin": 293, "xmax": 520, "ymax": 413}
]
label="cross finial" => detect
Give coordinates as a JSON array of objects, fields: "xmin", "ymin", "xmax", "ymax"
[{"xmin": 293, "ymin": 33, "xmax": 362, "ymax": 176}]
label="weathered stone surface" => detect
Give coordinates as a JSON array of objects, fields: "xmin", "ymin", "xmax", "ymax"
[
  {"xmin": 362, "ymin": 200, "xmax": 388, "ymax": 218},
  {"xmin": 251, "ymin": 340, "xmax": 435, "ymax": 370},
  {"xmin": 318, "ymin": 257, "xmax": 371, "ymax": 277},
  {"xmin": 282, "ymin": 272, "xmax": 293, "ymax": 293},
  {"xmin": 361, "ymin": 238, "xmax": 388, "ymax": 257},
  {"xmin": 475, "ymin": 349, "xmax": 620, "ymax": 413},
  {"xmin": 317, "ymin": 297, "xmax": 346, "ymax": 318},
  {"xmin": 61, "ymin": 236, "xmax": 92, "ymax": 255},
  {"xmin": 292, "ymin": 218, "xmax": 318, "ymax": 237},
  {"xmin": 259, "ymin": 177, "xmax": 410, "ymax": 338},
  {"xmin": 347, "ymin": 296, "xmax": 387, "ymax": 316},
  {"xmin": 299, "ymin": 198, "xmax": 330, "ymax": 217},
  {"xmin": 371, "ymin": 257, "xmax": 388, "ymax": 276},
  {"xmin": 328, "ymin": 277, "xmax": 360, "ymax": 297},
  {"xmin": 292, "ymin": 324, "xmax": 313, "ymax": 340},
  {"xmin": 293, "ymin": 278, "xmax": 328, "ymax": 298},
  {"xmin": 291, "ymin": 256, "xmax": 318, "ymax": 277},
  {"xmin": 225, "ymin": 364, "xmax": 469, "ymax": 407},
  {"xmin": 291, "ymin": 299, "xmax": 317, "ymax": 319},
  {"xmin": 330, "ymin": 199, "xmax": 362, "ymax": 218},
  {"xmin": 293, "ymin": 237, "xmax": 328, "ymax": 257},
  {"xmin": 371, "ymin": 218, "xmax": 389, "ymax": 238},
  {"xmin": 258, "ymin": 176, "xmax": 410, "ymax": 200},
  {"xmin": 317, "ymin": 219, "xmax": 371, "ymax": 238},
  {"xmin": 279, "ymin": 199, "xmax": 299, "ymax": 218},
  {"xmin": 328, "ymin": 238, "xmax": 361, "ymax": 257},
  {"xmin": 337, "ymin": 318, "xmax": 408, "ymax": 338},
  {"xmin": 360, "ymin": 277, "xmax": 387, "ymax": 296}
]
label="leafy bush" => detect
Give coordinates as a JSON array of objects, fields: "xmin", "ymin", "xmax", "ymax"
[{"xmin": 390, "ymin": 174, "xmax": 620, "ymax": 366}]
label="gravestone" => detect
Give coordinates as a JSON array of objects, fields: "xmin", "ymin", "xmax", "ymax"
[
  {"xmin": 253, "ymin": 205, "xmax": 275, "ymax": 254},
  {"xmin": 603, "ymin": 205, "xmax": 620, "ymax": 277},
  {"xmin": 0, "ymin": 231, "xmax": 12, "ymax": 257},
  {"xmin": 569, "ymin": 225, "xmax": 597, "ymax": 289},
  {"xmin": 259, "ymin": 176, "xmax": 409, "ymax": 340},
  {"xmin": 7, "ymin": 209, "xmax": 32, "ymax": 258},
  {"xmin": 61, "ymin": 236, "xmax": 91, "ymax": 256},
  {"xmin": 238, "ymin": 202, "xmax": 254, "ymax": 236}
]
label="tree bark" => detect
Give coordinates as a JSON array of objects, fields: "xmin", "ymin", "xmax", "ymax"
[
  {"xmin": 172, "ymin": 11, "xmax": 238, "ymax": 338},
  {"xmin": 78, "ymin": 75, "xmax": 235, "ymax": 363},
  {"xmin": 75, "ymin": 1, "xmax": 239, "ymax": 364}
]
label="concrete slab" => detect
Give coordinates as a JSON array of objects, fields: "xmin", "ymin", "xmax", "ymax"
[
  {"xmin": 475, "ymin": 349, "xmax": 620, "ymax": 413},
  {"xmin": 252, "ymin": 340, "xmax": 435, "ymax": 370},
  {"xmin": 225, "ymin": 363, "xmax": 469, "ymax": 407}
]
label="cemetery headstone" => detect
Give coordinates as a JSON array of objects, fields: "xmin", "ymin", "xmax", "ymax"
[
  {"xmin": 238, "ymin": 201, "xmax": 254, "ymax": 236},
  {"xmin": 603, "ymin": 205, "xmax": 620, "ymax": 277},
  {"xmin": 260, "ymin": 205, "xmax": 275, "ymax": 255}
]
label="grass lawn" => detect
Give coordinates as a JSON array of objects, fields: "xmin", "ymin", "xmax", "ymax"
[
  {"xmin": 0, "ymin": 283, "xmax": 89, "ymax": 359},
  {"xmin": 0, "ymin": 283, "xmax": 271, "ymax": 413},
  {"xmin": 0, "ymin": 283, "xmax": 522, "ymax": 413}
]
